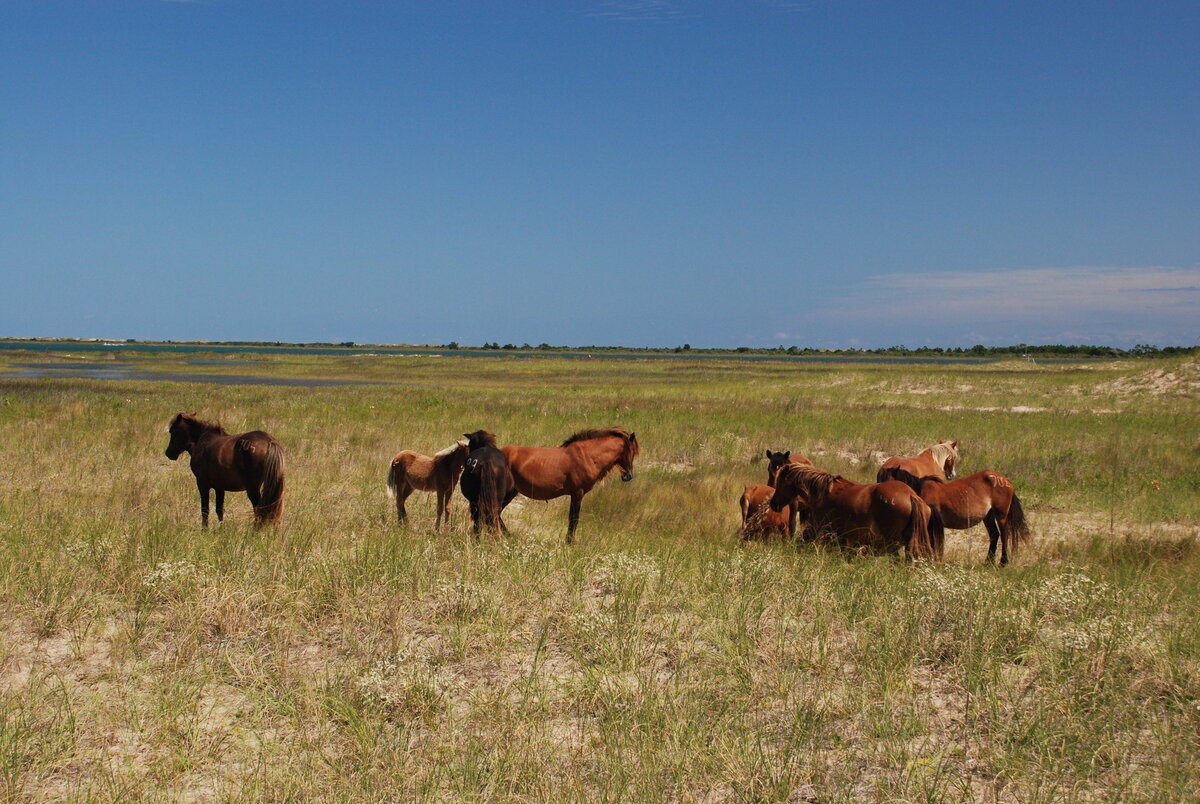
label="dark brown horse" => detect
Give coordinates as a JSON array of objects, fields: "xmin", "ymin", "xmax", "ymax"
[
  {"xmin": 503, "ymin": 428, "xmax": 640, "ymax": 544},
  {"xmin": 888, "ymin": 469, "xmax": 1030, "ymax": 566},
  {"xmin": 877, "ymin": 440, "xmax": 959, "ymax": 483},
  {"xmin": 740, "ymin": 484, "xmax": 792, "ymax": 540},
  {"xmin": 770, "ymin": 464, "xmax": 937, "ymax": 560},
  {"xmin": 459, "ymin": 430, "xmax": 515, "ymax": 536},
  {"xmin": 765, "ymin": 449, "xmax": 814, "ymax": 486},
  {"xmin": 164, "ymin": 413, "xmax": 285, "ymax": 526},
  {"xmin": 386, "ymin": 439, "xmax": 469, "ymax": 527}
]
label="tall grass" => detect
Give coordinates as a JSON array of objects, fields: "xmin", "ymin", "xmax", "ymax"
[{"xmin": 0, "ymin": 354, "xmax": 1197, "ymax": 801}]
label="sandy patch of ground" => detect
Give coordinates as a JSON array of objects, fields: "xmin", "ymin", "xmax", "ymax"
[{"xmin": 1094, "ymin": 359, "xmax": 1200, "ymax": 398}]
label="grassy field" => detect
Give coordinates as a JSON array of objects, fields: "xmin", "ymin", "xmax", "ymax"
[{"xmin": 1, "ymin": 351, "xmax": 1197, "ymax": 802}]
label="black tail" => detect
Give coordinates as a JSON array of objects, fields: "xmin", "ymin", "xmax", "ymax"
[
  {"xmin": 928, "ymin": 507, "xmax": 945, "ymax": 560},
  {"xmin": 1005, "ymin": 493, "xmax": 1031, "ymax": 558}
]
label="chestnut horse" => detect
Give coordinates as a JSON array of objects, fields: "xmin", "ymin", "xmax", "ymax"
[
  {"xmin": 459, "ymin": 430, "xmax": 515, "ymax": 535},
  {"xmin": 164, "ymin": 413, "xmax": 285, "ymax": 526},
  {"xmin": 889, "ymin": 469, "xmax": 1030, "ymax": 566},
  {"xmin": 877, "ymin": 440, "xmax": 959, "ymax": 483},
  {"xmin": 770, "ymin": 464, "xmax": 937, "ymax": 560},
  {"xmin": 740, "ymin": 485, "xmax": 792, "ymax": 540},
  {"xmin": 503, "ymin": 428, "xmax": 639, "ymax": 544},
  {"xmin": 386, "ymin": 440, "xmax": 469, "ymax": 527}
]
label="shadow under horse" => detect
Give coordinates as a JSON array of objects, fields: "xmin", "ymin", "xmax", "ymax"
[{"xmin": 164, "ymin": 412, "xmax": 285, "ymax": 526}]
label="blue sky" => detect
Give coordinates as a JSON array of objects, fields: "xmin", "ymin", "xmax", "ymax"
[{"xmin": 2, "ymin": 1, "xmax": 1197, "ymax": 348}]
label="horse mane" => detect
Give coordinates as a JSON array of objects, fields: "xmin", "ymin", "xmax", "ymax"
[
  {"xmin": 777, "ymin": 463, "xmax": 839, "ymax": 500},
  {"xmin": 172, "ymin": 412, "xmax": 226, "ymax": 435},
  {"xmin": 435, "ymin": 439, "xmax": 468, "ymax": 458},
  {"xmin": 927, "ymin": 441, "xmax": 958, "ymax": 465},
  {"xmin": 560, "ymin": 428, "xmax": 633, "ymax": 448},
  {"xmin": 464, "ymin": 430, "xmax": 498, "ymax": 449}
]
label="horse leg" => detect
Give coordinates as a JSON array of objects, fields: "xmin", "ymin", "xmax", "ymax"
[
  {"xmin": 396, "ymin": 483, "xmax": 412, "ymax": 524},
  {"xmin": 244, "ymin": 482, "xmax": 264, "ymax": 525},
  {"xmin": 984, "ymin": 510, "xmax": 1002, "ymax": 565},
  {"xmin": 566, "ymin": 492, "xmax": 583, "ymax": 545},
  {"xmin": 197, "ymin": 482, "xmax": 210, "ymax": 527},
  {"xmin": 991, "ymin": 508, "xmax": 1011, "ymax": 566},
  {"xmin": 215, "ymin": 489, "xmax": 225, "ymax": 523},
  {"xmin": 435, "ymin": 487, "xmax": 447, "ymax": 529}
]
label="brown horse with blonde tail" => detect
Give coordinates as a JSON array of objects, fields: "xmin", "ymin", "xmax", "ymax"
[
  {"xmin": 770, "ymin": 463, "xmax": 938, "ymax": 560},
  {"xmin": 888, "ymin": 469, "xmax": 1030, "ymax": 566},
  {"xmin": 877, "ymin": 440, "xmax": 959, "ymax": 483},
  {"xmin": 386, "ymin": 439, "xmax": 470, "ymax": 528},
  {"xmin": 503, "ymin": 428, "xmax": 640, "ymax": 544},
  {"xmin": 164, "ymin": 413, "xmax": 285, "ymax": 526}
]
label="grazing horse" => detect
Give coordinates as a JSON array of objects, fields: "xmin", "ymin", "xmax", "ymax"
[
  {"xmin": 769, "ymin": 464, "xmax": 937, "ymax": 560},
  {"xmin": 164, "ymin": 413, "xmax": 285, "ymax": 526},
  {"xmin": 888, "ymin": 470, "xmax": 1031, "ymax": 566},
  {"xmin": 459, "ymin": 430, "xmax": 515, "ymax": 536},
  {"xmin": 386, "ymin": 440, "xmax": 469, "ymax": 528},
  {"xmin": 765, "ymin": 449, "xmax": 814, "ymax": 486},
  {"xmin": 877, "ymin": 440, "xmax": 959, "ymax": 483},
  {"xmin": 740, "ymin": 485, "xmax": 792, "ymax": 540},
  {"xmin": 503, "ymin": 428, "xmax": 640, "ymax": 544}
]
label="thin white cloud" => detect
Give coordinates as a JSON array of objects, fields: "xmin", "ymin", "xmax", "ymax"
[{"xmin": 801, "ymin": 266, "xmax": 1199, "ymax": 347}]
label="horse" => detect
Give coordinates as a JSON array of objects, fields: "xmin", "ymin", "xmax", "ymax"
[
  {"xmin": 765, "ymin": 449, "xmax": 814, "ymax": 486},
  {"xmin": 740, "ymin": 485, "xmax": 792, "ymax": 540},
  {"xmin": 503, "ymin": 428, "xmax": 639, "ymax": 544},
  {"xmin": 386, "ymin": 439, "xmax": 469, "ymax": 528},
  {"xmin": 887, "ymin": 469, "xmax": 1030, "ymax": 566},
  {"xmin": 877, "ymin": 439, "xmax": 959, "ymax": 483},
  {"xmin": 459, "ymin": 430, "xmax": 515, "ymax": 536},
  {"xmin": 164, "ymin": 412, "xmax": 285, "ymax": 526},
  {"xmin": 769, "ymin": 464, "xmax": 938, "ymax": 560}
]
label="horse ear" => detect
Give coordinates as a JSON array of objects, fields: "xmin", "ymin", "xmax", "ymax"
[
  {"xmin": 950, "ymin": 440, "xmax": 958, "ymax": 448},
  {"xmin": 783, "ymin": 451, "xmax": 790, "ymax": 460},
  {"xmin": 765, "ymin": 449, "xmax": 773, "ymax": 459}
]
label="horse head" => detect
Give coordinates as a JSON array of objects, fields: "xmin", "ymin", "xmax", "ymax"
[
  {"xmin": 765, "ymin": 449, "xmax": 791, "ymax": 486},
  {"xmin": 165, "ymin": 412, "xmax": 195, "ymax": 460},
  {"xmin": 937, "ymin": 439, "xmax": 959, "ymax": 479},
  {"xmin": 617, "ymin": 431, "xmax": 639, "ymax": 482}
]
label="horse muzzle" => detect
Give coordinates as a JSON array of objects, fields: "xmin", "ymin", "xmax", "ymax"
[
  {"xmin": 621, "ymin": 470, "xmax": 634, "ymax": 482},
  {"xmin": 165, "ymin": 448, "xmax": 180, "ymax": 460}
]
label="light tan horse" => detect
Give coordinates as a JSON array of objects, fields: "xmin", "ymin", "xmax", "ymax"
[
  {"xmin": 740, "ymin": 484, "xmax": 792, "ymax": 540},
  {"xmin": 503, "ymin": 428, "xmax": 639, "ymax": 544},
  {"xmin": 386, "ymin": 439, "xmax": 469, "ymax": 527},
  {"xmin": 770, "ymin": 464, "xmax": 938, "ymax": 560},
  {"xmin": 877, "ymin": 440, "xmax": 959, "ymax": 483},
  {"xmin": 889, "ymin": 469, "xmax": 1030, "ymax": 566}
]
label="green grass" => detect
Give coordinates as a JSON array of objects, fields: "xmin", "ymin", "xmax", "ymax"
[{"xmin": 0, "ymin": 353, "xmax": 1197, "ymax": 801}]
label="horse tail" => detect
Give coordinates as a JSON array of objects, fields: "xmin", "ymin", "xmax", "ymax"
[
  {"xmin": 386, "ymin": 458, "xmax": 400, "ymax": 499},
  {"xmin": 1005, "ymin": 493, "xmax": 1031, "ymax": 558},
  {"xmin": 480, "ymin": 464, "xmax": 502, "ymax": 533},
  {"xmin": 258, "ymin": 440, "xmax": 286, "ymax": 522},
  {"xmin": 906, "ymin": 496, "xmax": 935, "ymax": 560},
  {"xmin": 927, "ymin": 506, "xmax": 945, "ymax": 561}
]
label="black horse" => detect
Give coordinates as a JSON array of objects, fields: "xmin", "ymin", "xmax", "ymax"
[{"xmin": 458, "ymin": 430, "xmax": 516, "ymax": 535}]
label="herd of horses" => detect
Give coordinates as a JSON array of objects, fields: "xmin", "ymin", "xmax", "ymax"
[
  {"xmin": 165, "ymin": 414, "xmax": 1029, "ymax": 564},
  {"xmin": 740, "ymin": 440, "xmax": 1031, "ymax": 565}
]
